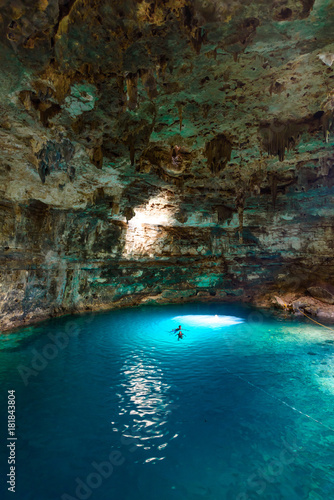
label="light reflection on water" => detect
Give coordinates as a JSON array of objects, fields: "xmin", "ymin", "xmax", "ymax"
[
  {"xmin": 117, "ymin": 354, "xmax": 172, "ymax": 461},
  {"xmin": 0, "ymin": 303, "xmax": 334, "ymax": 500},
  {"xmin": 172, "ymin": 314, "xmax": 245, "ymax": 328}
]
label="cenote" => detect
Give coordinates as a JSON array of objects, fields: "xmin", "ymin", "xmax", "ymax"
[
  {"xmin": 1, "ymin": 303, "xmax": 334, "ymax": 500},
  {"xmin": 2, "ymin": 0, "xmax": 334, "ymax": 498}
]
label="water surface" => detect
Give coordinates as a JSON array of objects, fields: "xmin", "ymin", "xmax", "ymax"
[{"xmin": 0, "ymin": 303, "xmax": 334, "ymax": 500}]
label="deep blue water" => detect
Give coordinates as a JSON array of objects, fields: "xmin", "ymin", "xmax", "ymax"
[{"xmin": 1, "ymin": 302, "xmax": 334, "ymax": 500}]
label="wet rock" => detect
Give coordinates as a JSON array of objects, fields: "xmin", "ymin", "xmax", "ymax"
[
  {"xmin": 196, "ymin": 290, "xmax": 210, "ymax": 298},
  {"xmin": 307, "ymin": 285, "xmax": 334, "ymax": 305},
  {"xmin": 272, "ymin": 296, "xmax": 287, "ymax": 310},
  {"xmin": 304, "ymin": 306, "xmax": 319, "ymax": 316},
  {"xmin": 291, "ymin": 300, "xmax": 308, "ymax": 312},
  {"xmin": 161, "ymin": 289, "xmax": 196, "ymax": 299}
]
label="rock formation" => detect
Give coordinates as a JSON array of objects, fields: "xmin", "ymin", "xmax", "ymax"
[{"xmin": 1, "ymin": 0, "xmax": 334, "ymax": 330}]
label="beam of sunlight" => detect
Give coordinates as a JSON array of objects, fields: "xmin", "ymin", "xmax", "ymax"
[{"xmin": 123, "ymin": 194, "xmax": 176, "ymax": 257}]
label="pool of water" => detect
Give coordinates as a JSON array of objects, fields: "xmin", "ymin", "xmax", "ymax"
[{"xmin": 1, "ymin": 302, "xmax": 334, "ymax": 500}]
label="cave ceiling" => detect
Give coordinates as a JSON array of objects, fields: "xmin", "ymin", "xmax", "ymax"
[{"xmin": 0, "ymin": 0, "xmax": 334, "ymax": 223}]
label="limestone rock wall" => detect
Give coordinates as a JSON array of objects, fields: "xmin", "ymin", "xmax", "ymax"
[{"xmin": 1, "ymin": 0, "xmax": 334, "ymax": 329}]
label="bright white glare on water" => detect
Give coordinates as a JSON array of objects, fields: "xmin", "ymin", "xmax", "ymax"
[{"xmin": 172, "ymin": 315, "xmax": 245, "ymax": 328}]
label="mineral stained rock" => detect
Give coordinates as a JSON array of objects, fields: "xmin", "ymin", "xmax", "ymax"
[
  {"xmin": 1, "ymin": 0, "xmax": 334, "ymax": 330},
  {"xmin": 307, "ymin": 285, "xmax": 334, "ymax": 305}
]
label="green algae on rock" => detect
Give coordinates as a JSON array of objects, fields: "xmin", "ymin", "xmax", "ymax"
[{"xmin": 0, "ymin": 0, "xmax": 334, "ymax": 330}]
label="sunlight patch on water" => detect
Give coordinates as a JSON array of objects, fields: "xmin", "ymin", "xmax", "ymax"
[
  {"xmin": 1, "ymin": 304, "xmax": 334, "ymax": 499},
  {"xmin": 172, "ymin": 314, "xmax": 245, "ymax": 328}
]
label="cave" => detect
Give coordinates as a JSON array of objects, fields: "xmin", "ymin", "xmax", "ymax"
[{"xmin": 0, "ymin": 0, "xmax": 334, "ymax": 499}]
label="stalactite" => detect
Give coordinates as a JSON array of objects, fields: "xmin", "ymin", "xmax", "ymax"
[
  {"xmin": 235, "ymin": 189, "xmax": 245, "ymax": 244},
  {"xmin": 202, "ymin": 104, "xmax": 211, "ymax": 119},
  {"xmin": 205, "ymin": 134, "xmax": 233, "ymax": 174},
  {"xmin": 182, "ymin": 3, "xmax": 194, "ymax": 29},
  {"xmin": 177, "ymin": 103, "xmax": 183, "ymax": 131},
  {"xmin": 112, "ymin": 202, "xmax": 120, "ymax": 215},
  {"xmin": 117, "ymin": 76, "xmax": 127, "ymax": 112},
  {"xmin": 141, "ymin": 69, "xmax": 158, "ymax": 99},
  {"xmin": 170, "ymin": 145, "xmax": 182, "ymax": 171},
  {"xmin": 158, "ymin": 55, "xmax": 168, "ymax": 77},
  {"xmin": 258, "ymin": 153, "xmax": 264, "ymax": 173},
  {"xmin": 191, "ymin": 27, "xmax": 205, "ymax": 54},
  {"xmin": 92, "ymin": 146, "xmax": 103, "ymax": 169},
  {"xmin": 204, "ymin": 49, "xmax": 217, "ymax": 60},
  {"xmin": 271, "ymin": 172, "xmax": 278, "ymax": 209},
  {"xmin": 321, "ymin": 111, "xmax": 334, "ymax": 143},
  {"xmin": 128, "ymin": 135, "xmax": 135, "ymax": 166},
  {"xmin": 300, "ymin": 0, "xmax": 316, "ymax": 17},
  {"xmin": 124, "ymin": 207, "xmax": 135, "ymax": 223},
  {"xmin": 39, "ymin": 102, "xmax": 61, "ymax": 127},
  {"xmin": 18, "ymin": 90, "xmax": 61, "ymax": 127},
  {"xmin": 93, "ymin": 187, "xmax": 104, "ymax": 203},
  {"xmin": 36, "ymin": 139, "xmax": 75, "ymax": 183},
  {"xmin": 260, "ymin": 121, "xmax": 299, "ymax": 161},
  {"xmin": 238, "ymin": 206, "xmax": 244, "ymax": 244},
  {"xmin": 126, "ymin": 73, "xmax": 138, "ymax": 110}
]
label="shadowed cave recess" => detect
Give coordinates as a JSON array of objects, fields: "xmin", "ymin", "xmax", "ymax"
[{"xmin": 1, "ymin": 0, "xmax": 334, "ymax": 331}]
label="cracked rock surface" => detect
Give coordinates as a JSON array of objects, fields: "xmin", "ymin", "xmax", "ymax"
[{"xmin": 1, "ymin": 0, "xmax": 334, "ymax": 330}]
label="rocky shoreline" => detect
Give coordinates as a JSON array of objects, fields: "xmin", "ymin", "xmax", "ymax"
[
  {"xmin": 256, "ymin": 287, "xmax": 334, "ymax": 324},
  {"xmin": 2, "ymin": 284, "xmax": 334, "ymax": 334},
  {"xmin": 0, "ymin": 289, "xmax": 237, "ymax": 333}
]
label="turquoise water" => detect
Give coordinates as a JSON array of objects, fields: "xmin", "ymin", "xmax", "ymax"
[{"xmin": 1, "ymin": 302, "xmax": 334, "ymax": 500}]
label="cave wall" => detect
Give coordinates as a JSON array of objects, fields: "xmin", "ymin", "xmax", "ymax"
[
  {"xmin": 1, "ymin": 0, "xmax": 334, "ymax": 329},
  {"xmin": 1, "ymin": 158, "xmax": 334, "ymax": 330}
]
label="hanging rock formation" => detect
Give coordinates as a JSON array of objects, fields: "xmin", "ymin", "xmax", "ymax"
[{"xmin": 1, "ymin": 0, "xmax": 334, "ymax": 330}]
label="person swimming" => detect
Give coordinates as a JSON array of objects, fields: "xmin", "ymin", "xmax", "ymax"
[
  {"xmin": 169, "ymin": 325, "xmax": 182, "ymax": 334},
  {"xmin": 174, "ymin": 326, "xmax": 187, "ymax": 340},
  {"xmin": 170, "ymin": 325, "xmax": 188, "ymax": 339},
  {"xmin": 176, "ymin": 330, "xmax": 185, "ymax": 340}
]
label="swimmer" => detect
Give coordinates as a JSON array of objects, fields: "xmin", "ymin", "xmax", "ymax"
[
  {"xmin": 175, "ymin": 330, "xmax": 185, "ymax": 341},
  {"xmin": 170, "ymin": 325, "xmax": 188, "ymax": 335},
  {"xmin": 169, "ymin": 325, "xmax": 182, "ymax": 334}
]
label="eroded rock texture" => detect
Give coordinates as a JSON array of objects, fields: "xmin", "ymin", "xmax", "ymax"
[{"xmin": 1, "ymin": 0, "xmax": 334, "ymax": 329}]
